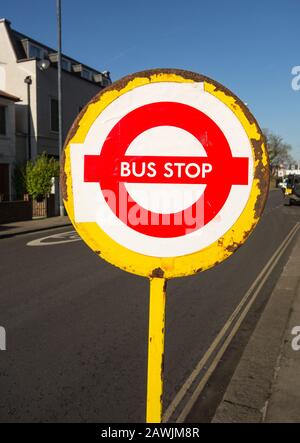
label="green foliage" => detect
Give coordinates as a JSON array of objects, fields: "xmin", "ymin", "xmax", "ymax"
[{"xmin": 25, "ymin": 153, "xmax": 59, "ymax": 200}]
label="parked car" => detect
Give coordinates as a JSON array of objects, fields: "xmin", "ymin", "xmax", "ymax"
[{"xmin": 284, "ymin": 175, "xmax": 300, "ymax": 205}]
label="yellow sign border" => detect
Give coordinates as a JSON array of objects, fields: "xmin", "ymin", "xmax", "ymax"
[{"xmin": 61, "ymin": 69, "xmax": 269, "ymax": 278}]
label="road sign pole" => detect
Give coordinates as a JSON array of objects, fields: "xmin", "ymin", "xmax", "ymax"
[
  {"xmin": 62, "ymin": 69, "xmax": 269, "ymax": 423},
  {"xmin": 146, "ymin": 277, "xmax": 167, "ymax": 423},
  {"xmin": 57, "ymin": 0, "xmax": 64, "ymax": 217}
]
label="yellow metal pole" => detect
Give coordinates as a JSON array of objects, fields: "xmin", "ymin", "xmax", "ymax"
[{"xmin": 146, "ymin": 277, "xmax": 167, "ymax": 423}]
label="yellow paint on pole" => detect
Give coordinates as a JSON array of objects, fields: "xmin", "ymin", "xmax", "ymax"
[{"xmin": 146, "ymin": 278, "xmax": 167, "ymax": 423}]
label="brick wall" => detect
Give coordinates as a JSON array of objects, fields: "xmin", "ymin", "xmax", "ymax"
[{"xmin": 0, "ymin": 201, "xmax": 32, "ymax": 224}]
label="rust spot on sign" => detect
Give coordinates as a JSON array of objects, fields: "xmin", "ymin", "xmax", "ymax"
[
  {"xmin": 252, "ymin": 137, "xmax": 270, "ymax": 217},
  {"xmin": 225, "ymin": 242, "xmax": 241, "ymax": 253},
  {"xmin": 151, "ymin": 267, "xmax": 165, "ymax": 278},
  {"xmin": 225, "ymin": 221, "xmax": 257, "ymax": 253},
  {"xmin": 163, "ymin": 279, "xmax": 167, "ymax": 292}
]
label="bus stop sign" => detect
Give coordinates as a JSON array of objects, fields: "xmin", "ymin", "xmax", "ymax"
[
  {"xmin": 61, "ymin": 69, "xmax": 269, "ymax": 423},
  {"xmin": 61, "ymin": 69, "xmax": 269, "ymax": 277}
]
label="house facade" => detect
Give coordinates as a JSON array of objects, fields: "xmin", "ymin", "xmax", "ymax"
[
  {"xmin": 0, "ymin": 18, "xmax": 111, "ymax": 200},
  {"xmin": 0, "ymin": 90, "xmax": 20, "ymax": 200}
]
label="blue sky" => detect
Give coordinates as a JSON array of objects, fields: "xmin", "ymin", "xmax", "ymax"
[{"xmin": 2, "ymin": 0, "xmax": 300, "ymax": 159}]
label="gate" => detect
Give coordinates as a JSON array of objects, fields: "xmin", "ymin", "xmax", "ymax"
[
  {"xmin": 32, "ymin": 199, "xmax": 47, "ymax": 217},
  {"xmin": 32, "ymin": 195, "xmax": 56, "ymax": 218}
]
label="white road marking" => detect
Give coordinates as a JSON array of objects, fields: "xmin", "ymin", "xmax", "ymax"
[
  {"xmin": 163, "ymin": 222, "xmax": 300, "ymax": 422},
  {"xmin": 27, "ymin": 230, "xmax": 81, "ymax": 246},
  {"xmin": 0, "ymin": 326, "xmax": 6, "ymax": 351}
]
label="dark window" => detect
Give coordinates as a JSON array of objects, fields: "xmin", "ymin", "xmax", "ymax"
[
  {"xmin": 0, "ymin": 106, "xmax": 6, "ymax": 135},
  {"xmin": 29, "ymin": 44, "xmax": 44, "ymax": 59},
  {"xmin": 0, "ymin": 163, "xmax": 9, "ymax": 201},
  {"xmin": 62, "ymin": 59, "xmax": 71, "ymax": 71},
  {"xmin": 50, "ymin": 98, "xmax": 59, "ymax": 132},
  {"xmin": 82, "ymin": 69, "xmax": 91, "ymax": 80}
]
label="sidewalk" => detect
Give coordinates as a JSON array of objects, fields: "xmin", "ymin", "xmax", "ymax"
[
  {"xmin": 213, "ymin": 230, "xmax": 300, "ymax": 423},
  {"xmin": 0, "ymin": 216, "xmax": 71, "ymax": 239}
]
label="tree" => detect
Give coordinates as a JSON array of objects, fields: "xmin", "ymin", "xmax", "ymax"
[
  {"xmin": 263, "ymin": 129, "xmax": 294, "ymax": 176},
  {"xmin": 24, "ymin": 153, "xmax": 59, "ymax": 200}
]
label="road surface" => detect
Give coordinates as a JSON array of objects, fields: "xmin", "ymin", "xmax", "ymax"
[{"xmin": 0, "ymin": 189, "xmax": 299, "ymax": 422}]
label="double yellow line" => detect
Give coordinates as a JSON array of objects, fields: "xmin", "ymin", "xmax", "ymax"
[{"xmin": 163, "ymin": 222, "xmax": 300, "ymax": 423}]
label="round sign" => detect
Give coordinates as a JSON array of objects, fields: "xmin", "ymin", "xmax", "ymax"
[{"xmin": 61, "ymin": 69, "xmax": 269, "ymax": 278}]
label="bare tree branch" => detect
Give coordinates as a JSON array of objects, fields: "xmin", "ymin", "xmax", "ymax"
[{"xmin": 263, "ymin": 129, "xmax": 294, "ymax": 175}]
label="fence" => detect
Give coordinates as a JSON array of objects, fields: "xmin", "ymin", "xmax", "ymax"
[
  {"xmin": 32, "ymin": 195, "xmax": 56, "ymax": 218},
  {"xmin": 0, "ymin": 195, "xmax": 57, "ymax": 224},
  {"xmin": 0, "ymin": 200, "xmax": 32, "ymax": 224},
  {"xmin": 32, "ymin": 199, "xmax": 47, "ymax": 217}
]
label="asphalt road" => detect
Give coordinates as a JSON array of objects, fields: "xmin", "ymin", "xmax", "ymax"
[{"xmin": 0, "ymin": 189, "xmax": 299, "ymax": 423}]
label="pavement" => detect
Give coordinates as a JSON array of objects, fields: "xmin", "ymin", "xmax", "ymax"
[
  {"xmin": 0, "ymin": 216, "xmax": 71, "ymax": 239},
  {"xmin": 213, "ymin": 229, "xmax": 300, "ymax": 423}
]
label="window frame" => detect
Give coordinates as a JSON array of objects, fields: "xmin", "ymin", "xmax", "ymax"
[
  {"xmin": 62, "ymin": 58, "xmax": 71, "ymax": 72},
  {"xmin": 81, "ymin": 69, "xmax": 92, "ymax": 81},
  {"xmin": 29, "ymin": 44, "xmax": 44, "ymax": 60}
]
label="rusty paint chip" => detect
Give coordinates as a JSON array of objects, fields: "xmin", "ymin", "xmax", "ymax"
[{"xmin": 151, "ymin": 268, "xmax": 165, "ymax": 278}]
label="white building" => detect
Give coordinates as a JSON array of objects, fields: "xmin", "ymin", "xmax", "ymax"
[
  {"xmin": 0, "ymin": 18, "xmax": 111, "ymax": 200},
  {"xmin": 0, "ymin": 90, "xmax": 20, "ymax": 200},
  {"xmin": 278, "ymin": 163, "xmax": 300, "ymax": 177}
]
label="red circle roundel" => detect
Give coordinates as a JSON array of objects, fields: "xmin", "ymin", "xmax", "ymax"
[
  {"xmin": 64, "ymin": 69, "xmax": 269, "ymax": 273},
  {"xmin": 84, "ymin": 101, "xmax": 249, "ymax": 238}
]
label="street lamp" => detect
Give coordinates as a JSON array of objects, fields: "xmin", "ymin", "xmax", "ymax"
[
  {"xmin": 24, "ymin": 75, "xmax": 32, "ymax": 160},
  {"xmin": 57, "ymin": 0, "xmax": 64, "ymax": 217},
  {"xmin": 37, "ymin": 59, "xmax": 50, "ymax": 71}
]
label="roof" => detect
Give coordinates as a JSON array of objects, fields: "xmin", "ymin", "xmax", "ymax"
[
  {"xmin": 0, "ymin": 90, "xmax": 21, "ymax": 102},
  {"xmin": 0, "ymin": 19, "xmax": 26, "ymax": 59},
  {"xmin": 1, "ymin": 18, "xmax": 111, "ymax": 85}
]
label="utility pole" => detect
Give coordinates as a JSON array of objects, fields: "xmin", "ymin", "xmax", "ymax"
[{"xmin": 57, "ymin": 0, "xmax": 64, "ymax": 216}]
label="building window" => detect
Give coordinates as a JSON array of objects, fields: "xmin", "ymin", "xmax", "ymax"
[
  {"xmin": 0, "ymin": 164, "xmax": 9, "ymax": 201},
  {"xmin": 29, "ymin": 44, "xmax": 44, "ymax": 59},
  {"xmin": 62, "ymin": 59, "xmax": 71, "ymax": 71},
  {"xmin": 82, "ymin": 69, "xmax": 91, "ymax": 80},
  {"xmin": 50, "ymin": 98, "xmax": 59, "ymax": 132},
  {"xmin": 0, "ymin": 106, "xmax": 6, "ymax": 135}
]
